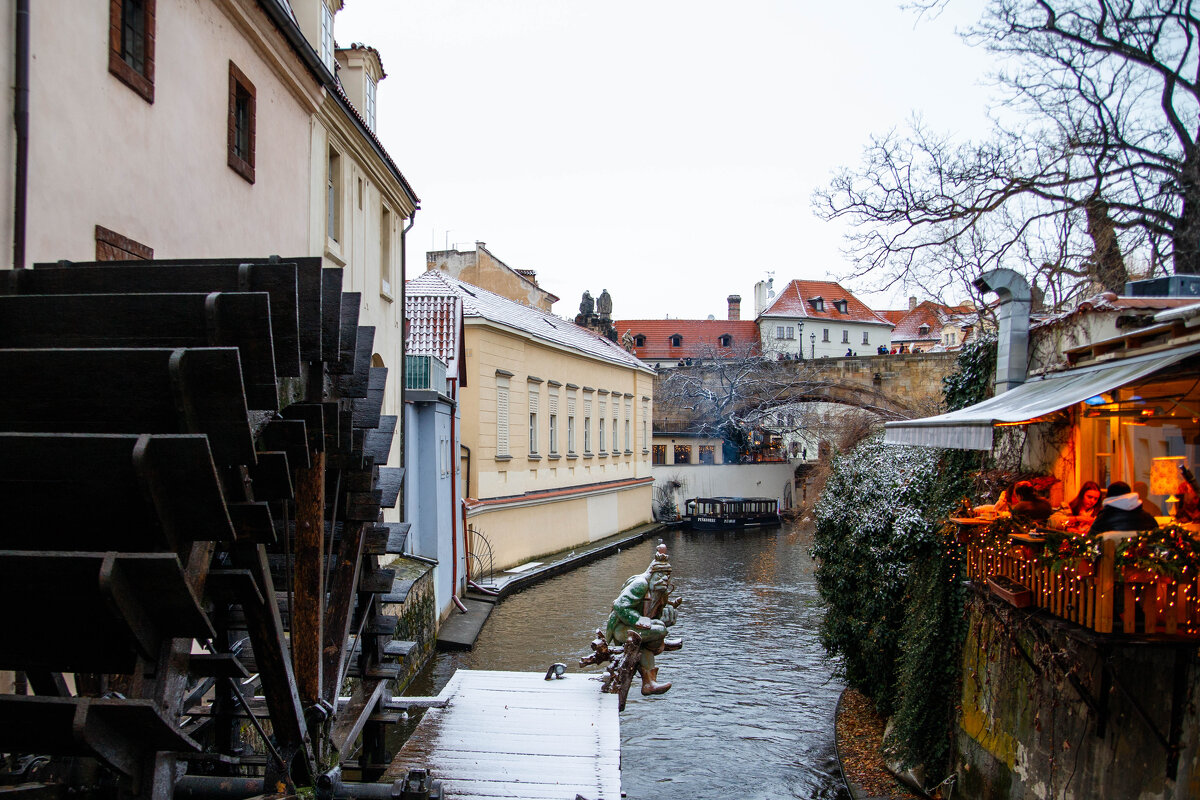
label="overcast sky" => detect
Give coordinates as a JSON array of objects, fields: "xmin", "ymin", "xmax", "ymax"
[{"xmin": 335, "ymin": 1, "xmax": 996, "ymax": 320}]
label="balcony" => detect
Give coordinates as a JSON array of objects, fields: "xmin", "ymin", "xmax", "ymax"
[{"xmin": 405, "ymin": 354, "xmax": 448, "ymax": 393}]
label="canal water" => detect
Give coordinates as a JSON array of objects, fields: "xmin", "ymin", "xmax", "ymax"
[{"xmin": 394, "ymin": 522, "xmax": 848, "ymax": 799}]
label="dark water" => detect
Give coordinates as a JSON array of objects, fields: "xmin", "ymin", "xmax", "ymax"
[{"xmin": 395, "ymin": 522, "xmax": 848, "ymax": 799}]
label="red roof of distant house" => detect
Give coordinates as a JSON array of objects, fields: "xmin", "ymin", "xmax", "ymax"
[
  {"xmin": 878, "ymin": 309, "xmax": 908, "ymax": 325},
  {"xmin": 891, "ymin": 301, "xmax": 972, "ymax": 343},
  {"xmin": 613, "ymin": 319, "xmax": 762, "ymax": 362},
  {"xmin": 760, "ymin": 280, "xmax": 893, "ymax": 326}
]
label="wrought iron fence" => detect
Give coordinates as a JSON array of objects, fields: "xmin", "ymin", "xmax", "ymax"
[{"xmin": 467, "ymin": 524, "xmax": 496, "ymax": 588}]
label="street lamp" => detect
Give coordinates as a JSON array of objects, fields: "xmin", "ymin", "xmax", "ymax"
[
  {"xmin": 810, "ymin": 331, "xmax": 816, "ymax": 360},
  {"xmin": 796, "ymin": 322, "xmax": 804, "ymax": 360}
]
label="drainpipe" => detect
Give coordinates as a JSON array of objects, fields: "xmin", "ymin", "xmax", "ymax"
[
  {"xmin": 13, "ymin": 0, "xmax": 30, "ymax": 269},
  {"xmin": 447, "ymin": 377, "xmax": 461, "ymax": 609},
  {"xmin": 974, "ymin": 268, "xmax": 1031, "ymax": 394}
]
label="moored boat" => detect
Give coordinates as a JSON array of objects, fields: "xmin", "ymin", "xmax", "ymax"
[{"xmin": 682, "ymin": 496, "xmax": 782, "ymax": 530}]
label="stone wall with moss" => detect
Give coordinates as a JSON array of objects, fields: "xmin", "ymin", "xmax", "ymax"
[
  {"xmin": 957, "ymin": 593, "xmax": 1200, "ymax": 799},
  {"xmin": 383, "ymin": 558, "xmax": 438, "ymax": 692}
]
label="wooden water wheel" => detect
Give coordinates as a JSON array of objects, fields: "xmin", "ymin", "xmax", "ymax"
[{"xmin": 0, "ymin": 257, "xmax": 414, "ymax": 800}]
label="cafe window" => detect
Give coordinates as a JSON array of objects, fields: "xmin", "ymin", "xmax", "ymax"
[
  {"xmin": 699, "ymin": 445, "xmax": 715, "ymax": 465},
  {"xmin": 652, "ymin": 445, "xmax": 666, "ymax": 465},
  {"xmin": 674, "ymin": 444, "xmax": 692, "ymax": 464}
]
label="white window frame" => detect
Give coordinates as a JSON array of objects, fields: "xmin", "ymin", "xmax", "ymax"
[
  {"xmin": 320, "ymin": 3, "xmax": 335, "ymax": 71},
  {"xmin": 842, "ymin": 329, "xmax": 850, "ymax": 344},
  {"xmin": 380, "ymin": 204, "xmax": 392, "ymax": 298},
  {"xmin": 776, "ymin": 325, "xmax": 785, "ymax": 339},
  {"xmin": 528, "ymin": 387, "xmax": 539, "ymax": 455},
  {"xmin": 598, "ymin": 399, "xmax": 607, "ymax": 453},
  {"xmin": 567, "ymin": 392, "xmax": 577, "ymax": 453},
  {"xmin": 496, "ymin": 378, "xmax": 510, "ymax": 458},
  {"xmin": 624, "ymin": 399, "xmax": 631, "ymax": 451},
  {"xmin": 584, "ymin": 397, "xmax": 592, "ymax": 453},
  {"xmin": 548, "ymin": 390, "xmax": 559, "ymax": 455},
  {"xmin": 862, "ymin": 330, "xmax": 869, "ymax": 345},
  {"xmin": 365, "ymin": 74, "xmax": 377, "ymax": 131}
]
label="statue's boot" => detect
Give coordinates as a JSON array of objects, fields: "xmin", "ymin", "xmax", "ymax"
[
  {"xmin": 662, "ymin": 637, "xmax": 683, "ymax": 651},
  {"xmin": 640, "ymin": 667, "xmax": 672, "ymax": 696}
]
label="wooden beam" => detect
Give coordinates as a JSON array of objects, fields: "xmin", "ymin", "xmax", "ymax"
[{"xmin": 292, "ymin": 451, "xmax": 325, "ymax": 707}]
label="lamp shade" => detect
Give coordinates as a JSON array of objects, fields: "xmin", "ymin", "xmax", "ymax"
[{"xmin": 1150, "ymin": 456, "xmax": 1187, "ymax": 496}]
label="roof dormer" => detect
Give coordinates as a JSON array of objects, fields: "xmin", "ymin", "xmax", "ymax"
[
  {"xmin": 833, "ymin": 299, "xmax": 848, "ymax": 314},
  {"xmin": 336, "ymin": 44, "xmax": 386, "ymax": 132},
  {"xmin": 918, "ymin": 323, "xmax": 931, "ymax": 336},
  {"xmin": 810, "ymin": 296, "xmax": 824, "ymax": 313},
  {"xmin": 292, "ymin": 0, "xmax": 345, "ymax": 73}
]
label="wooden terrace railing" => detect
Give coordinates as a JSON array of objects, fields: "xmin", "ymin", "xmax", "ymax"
[{"xmin": 960, "ymin": 529, "xmax": 1199, "ymax": 637}]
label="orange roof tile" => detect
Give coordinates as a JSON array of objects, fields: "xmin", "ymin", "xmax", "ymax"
[
  {"xmin": 760, "ymin": 280, "xmax": 893, "ymax": 326},
  {"xmin": 612, "ymin": 319, "xmax": 762, "ymax": 362}
]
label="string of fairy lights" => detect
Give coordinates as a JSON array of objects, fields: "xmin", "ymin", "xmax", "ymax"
[{"xmin": 948, "ymin": 518, "xmax": 1200, "ymax": 635}]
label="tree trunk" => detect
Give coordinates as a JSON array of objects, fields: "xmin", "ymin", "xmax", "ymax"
[
  {"xmin": 1084, "ymin": 194, "xmax": 1128, "ymax": 291},
  {"xmin": 1173, "ymin": 159, "xmax": 1200, "ymax": 275}
]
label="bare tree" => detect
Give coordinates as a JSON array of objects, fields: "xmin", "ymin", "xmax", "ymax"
[{"xmin": 815, "ymin": 0, "xmax": 1200, "ymax": 307}]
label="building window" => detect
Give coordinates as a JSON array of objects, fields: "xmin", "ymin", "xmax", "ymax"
[
  {"xmin": 624, "ymin": 400, "xmax": 632, "ymax": 451},
  {"xmin": 528, "ymin": 388, "xmax": 539, "ymax": 455},
  {"xmin": 612, "ymin": 410, "xmax": 618, "ymax": 453},
  {"xmin": 548, "ymin": 391, "xmax": 559, "ymax": 455},
  {"xmin": 365, "ymin": 75, "xmax": 377, "ymax": 131},
  {"xmin": 320, "ymin": 3, "xmax": 335, "ymax": 71},
  {"xmin": 641, "ymin": 399, "xmax": 649, "ymax": 451},
  {"xmin": 776, "ymin": 326, "xmax": 785, "ymax": 339},
  {"xmin": 327, "ymin": 148, "xmax": 341, "ymax": 242},
  {"xmin": 652, "ymin": 444, "xmax": 666, "ymax": 465},
  {"xmin": 842, "ymin": 330, "xmax": 850, "ymax": 344},
  {"xmin": 719, "ymin": 334, "xmax": 732, "ymax": 347},
  {"xmin": 786, "ymin": 326, "xmax": 795, "ymax": 339},
  {"xmin": 95, "ymin": 225, "xmax": 153, "ymax": 261},
  {"xmin": 584, "ymin": 397, "xmax": 593, "ymax": 453},
  {"xmin": 834, "ymin": 299, "xmax": 848, "ymax": 314},
  {"xmin": 567, "ymin": 392, "xmax": 577, "ymax": 453},
  {"xmin": 699, "ymin": 445, "xmax": 715, "ymax": 465},
  {"xmin": 669, "ymin": 334, "xmax": 683, "ymax": 347},
  {"xmin": 634, "ymin": 334, "xmax": 646, "ymax": 347},
  {"xmin": 381, "ymin": 206, "xmax": 393, "ymax": 297},
  {"xmin": 227, "ymin": 62, "xmax": 256, "ymax": 184},
  {"xmin": 674, "ymin": 445, "xmax": 692, "ymax": 464},
  {"xmin": 496, "ymin": 379, "xmax": 510, "ymax": 458},
  {"xmin": 822, "ymin": 328, "xmax": 830, "ymax": 342},
  {"xmin": 862, "ymin": 331, "xmax": 869, "ymax": 345},
  {"xmin": 599, "ymin": 418, "xmax": 606, "ymax": 453},
  {"xmin": 109, "ymin": 0, "xmax": 156, "ymax": 103},
  {"xmin": 811, "ymin": 297, "xmax": 825, "ymax": 312}
]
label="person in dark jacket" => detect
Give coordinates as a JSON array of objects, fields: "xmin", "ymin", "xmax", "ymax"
[
  {"xmin": 1089, "ymin": 481, "xmax": 1160, "ymax": 535},
  {"xmin": 1011, "ymin": 482, "xmax": 1053, "ymax": 522}
]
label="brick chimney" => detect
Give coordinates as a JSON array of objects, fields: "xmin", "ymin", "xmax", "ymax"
[{"xmin": 727, "ymin": 294, "xmax": 741, "ymax": 321}]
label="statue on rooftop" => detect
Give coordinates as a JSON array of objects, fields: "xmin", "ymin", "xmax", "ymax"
[
  {"xmin": 579, "ymin": 290, "xmax": 594, "ymax": 318},
  {"xmin": 622, "ymin": 329, "xmax": 635, "ymax": 351},
  {"xmin": 597, "ymin": 289, "xmax": 613, "ymax": 319},
  {"xmin": 581, "ymin": 541, "xmax": 682, "ymax": 710}
]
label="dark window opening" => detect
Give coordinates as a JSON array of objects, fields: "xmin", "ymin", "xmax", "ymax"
[
  {"xmin": 718, "ymin": 334, "xmax": 732, "ymax": 347},
  {"xmin": 227, "ymin": 62, "xmax": 256, "ymax": 184},
  {"xmin": 634, "ymin": 334, "xmax": 646, "ymax": 347},
  {"xmin": 109, "ymin": 0, "xmax": 156, "ymax": 102},
  {"xmin": 669, "ymin": 334, "xmax": 683, "ymax": 347}
]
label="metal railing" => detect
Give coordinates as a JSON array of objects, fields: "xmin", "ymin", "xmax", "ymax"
[
  {"xmin": 467, "ymin": 524, "xmax": 496, "ymax": 588},
  {"xmin": 405, "ymin": 354, "xmax": 448, "ymax": 392}
]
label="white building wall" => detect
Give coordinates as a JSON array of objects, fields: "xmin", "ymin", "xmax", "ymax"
[{"xmin": 652, "ymin": 463, "xmax": 796, "ymax": 510}]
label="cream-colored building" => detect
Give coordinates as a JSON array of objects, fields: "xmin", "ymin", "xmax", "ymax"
[
  {"xmin": 407, "ymin": 269, "xmax": 655, "ymax": 572},
  {"xmin": 1, "ymin": 0, "xmax": 419, "ymax": 506},
  {"xmin": 427, "ymin": 242, "xmax": 559, "ymax": 312}
]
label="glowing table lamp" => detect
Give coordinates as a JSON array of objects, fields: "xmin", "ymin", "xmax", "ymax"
[{"xmin": 1151, "ymin": 456, "xmax": 1187, "ymax": 515}]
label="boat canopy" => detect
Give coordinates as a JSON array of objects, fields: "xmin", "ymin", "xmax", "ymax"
[{"xmin": 883, "ymin": 344, "xmax": 1200, "ymax": 451}]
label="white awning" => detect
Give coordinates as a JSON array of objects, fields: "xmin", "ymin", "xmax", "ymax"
[{"xmin": 883, "ymin": 344, "xmax": 1200, "ymax": 450}]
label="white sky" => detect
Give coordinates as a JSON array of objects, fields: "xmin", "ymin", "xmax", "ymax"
[{"xmin": 335, "ymin": 0, "xmax": 997, "ymax": 319}]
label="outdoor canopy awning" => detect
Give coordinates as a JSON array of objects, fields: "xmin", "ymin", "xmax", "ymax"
[{"xmin": 883, "ymin": 343, "xmax": 1200, "ymax": 450}]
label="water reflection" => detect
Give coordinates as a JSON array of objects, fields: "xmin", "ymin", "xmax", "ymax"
[{"xmin": 393, "ymin": 522, "xmax": 848, "ymax": 800}]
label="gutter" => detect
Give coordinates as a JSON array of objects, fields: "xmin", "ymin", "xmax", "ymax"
[{"xmin": 12, "ymin": 0, "xmax": 29, "ymax": 269}]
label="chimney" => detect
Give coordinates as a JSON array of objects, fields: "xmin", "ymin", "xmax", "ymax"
[
  {"xmin": 974, "ymin": 268, "xmax": 1031, "ymax": 394},
  {"xmin": 727, "ymin": 295, "xmax": 741, "ymax": 321},
  {"xmin": 908, "ymin": 296, "xmax": 919, "ymax": 311}
]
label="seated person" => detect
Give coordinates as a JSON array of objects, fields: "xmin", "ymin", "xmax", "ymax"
[
  {"xmin": 1176, "ymin": 481, "xmax": 1200, "ymax": 523},
  {"xmin": 1089, "ymin": 481, "xmax": 1160, "ymax": 535},
  {"xmin": 1051, "ymin": 481, "xmax": 1103, "ymax": 530},
  {"xmin": 1010, "ymin": 482, "xmax": 1053, "ymax": 522}
]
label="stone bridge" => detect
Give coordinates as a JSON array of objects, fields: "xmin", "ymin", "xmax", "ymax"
[{"xmin": 658, "ymin": 351, "xmax": 958, "ymax": 420}]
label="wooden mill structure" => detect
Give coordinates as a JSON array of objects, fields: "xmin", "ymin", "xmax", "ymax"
[{"xmin": 0, "ymin": 256, "xmax": 414, "ymax": 799}]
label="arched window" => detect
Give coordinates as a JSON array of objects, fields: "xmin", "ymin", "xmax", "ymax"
[
  {"xmin": 669, "ymin": 334, "xmax": 683, "ymax": 347},
  {"xmin": 718, "ymin": 334, "xmax": 732, "ymax": 347}
]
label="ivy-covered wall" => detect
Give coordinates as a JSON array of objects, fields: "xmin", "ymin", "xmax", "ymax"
[{"xmin": 958, "ymin": 593, "xmax": 1200, "ymax": 800}]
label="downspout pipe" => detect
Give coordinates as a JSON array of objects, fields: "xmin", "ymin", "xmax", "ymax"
[
  {"xmin": 13, "ymin": 0, "xmax": 30, "ymax": 270},
  {"xmin": 974, "ymin": 268, "xmax": 1031, "ymax": 394}
]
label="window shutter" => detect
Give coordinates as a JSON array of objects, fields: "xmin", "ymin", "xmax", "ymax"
[
  {"xmin": 529, "ymin": 390, "xmax": 539, "ymax": 414},
  {"xmin": 497, "ymin": 386, "xmax": 510, "ymax": 456},
  {"xmin": 548, "ymin": 392, "xmax": 558, "ymax": 416},
  {"xmin": 568, "ymin": 395, "xmax": 576, "ymax": 416}
]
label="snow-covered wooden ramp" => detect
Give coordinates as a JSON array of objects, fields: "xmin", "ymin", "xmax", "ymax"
[{"xmin": 384, "ymin": 669, "xmax": 621, "ymax": 800}]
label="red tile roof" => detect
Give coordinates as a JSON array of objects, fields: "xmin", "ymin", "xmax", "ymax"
[
  {"xmin": 760, "ymin": 280, "xmax": 893, "ymax": 326},
  {"xmin": 878, "ymin": 309, "xmax": 908, "ymax": 325},
  {"xmin": 890, "ymin": 301, "xmax": 971, "ymax": 343},
  {"xmin": 612, "ymin": 319, "xmax": 762, "ymax": 362},
  {"xmin": 406, "ymin": 293, "xmax": 463, "ymax": 382}
]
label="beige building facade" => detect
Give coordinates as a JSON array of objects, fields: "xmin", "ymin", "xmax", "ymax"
[
  {"xmin": 408, "ymin": 269, "xmax": 655, "ymax": 571},
  {"xmin": 428, "ymin": 242, "xmax": 560, "ymax": 312}
]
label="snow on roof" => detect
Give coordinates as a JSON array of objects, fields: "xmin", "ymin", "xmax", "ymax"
[
  {"xmin": 406, "ymin": 271, "xmax": 653, "ymax": 372},
  {"xmin": 759, "ymin": 279, "xmax": 894, "ymax": 326},
  {"xmin": 406, "ymin": 293, "xmax": 461, "ymax": 381}
]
